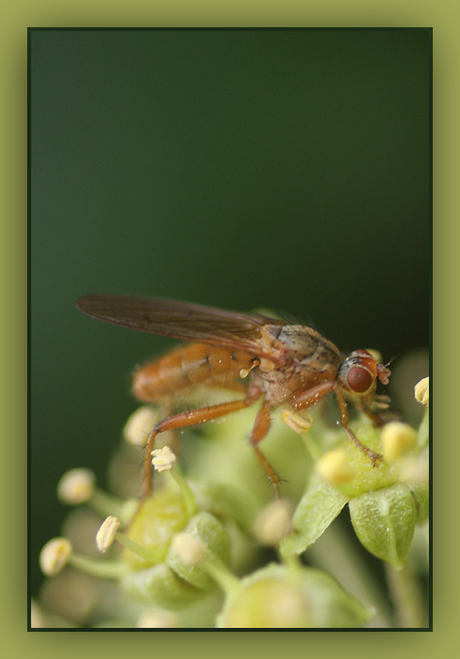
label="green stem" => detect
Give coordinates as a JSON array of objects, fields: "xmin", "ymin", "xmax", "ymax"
[
  {"xmin": 89, "ymin": 489, "xmax": 129, "ymax": 521},
  {"xmin": 115, "ymin": 533, "xmax": 165, "ymax": 563},
  {"xmin": 202, "ymin": 552, "xmax": 241, "ymax": 597},
  {"xmin": 384, "ymin": 562, "xmax": 427, "ymax": 628},
  {"xmin": 417, "ymin": 406, "xmax": 429, "ymax": 449},
  {"xmin": 302, "ymin": 433, "xmax": 323, "ymax": 462},
  {"xmin": 70, "ymin": 554, "xmax": 129, "ymax": 579},
  {"xmin": 307, "ymin": 518, "xmax": 393, "ymax": 627},
  {"xmin": 169, "ymin": 465, "xmax": 197, "ymax": 517}
]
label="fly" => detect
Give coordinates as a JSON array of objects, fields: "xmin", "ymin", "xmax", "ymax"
[{"xmin": 77, "ymin": 294, "xmax": 391, "ymax": 500}]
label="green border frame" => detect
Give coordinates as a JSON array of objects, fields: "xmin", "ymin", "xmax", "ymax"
[{"xmin": 3, "ymin": 0, "xmax": 452, "ymax": 654}]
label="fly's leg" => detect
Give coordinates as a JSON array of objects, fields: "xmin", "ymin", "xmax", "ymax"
[
  {"xmin": 249, "ymin": 404, "xmax": 280, "ymax": 499},
  {"xmin": 142, "ymin": 388, "xmax": 262, "ymax": 499},
  {"xmin": 359, "ymin": 396, "xmax": 394, "ymax": 427},
  {"xmin": 292, "ymin": 381, "xmax": 383, "ymax": 466},
  {"xmin": 333, "ymin": 387, "xmax": 383, "ymax": 466}
]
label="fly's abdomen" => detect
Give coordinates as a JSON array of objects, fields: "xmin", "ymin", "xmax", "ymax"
[{"xmin": 132, "ymin": 343, "xmax": 254, "ymax": 402}]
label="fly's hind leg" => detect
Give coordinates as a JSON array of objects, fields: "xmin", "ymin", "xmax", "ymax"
[
  {"xmin": 249, "ymin": 404, "xmax": 281, "ymax": 499},
  {"xmin": 141, "ymin": 388, "xmax": 262, "ymax": 499}
]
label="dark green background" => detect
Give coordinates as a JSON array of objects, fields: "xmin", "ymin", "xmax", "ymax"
[{"xmin": 30, "ymin": 29, "xmax": 430, "ymax": 598}]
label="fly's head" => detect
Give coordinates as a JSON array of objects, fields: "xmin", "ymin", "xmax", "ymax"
[{"xmin": 338, "ymin": 349, "xmax": 391, "ymax": 405}]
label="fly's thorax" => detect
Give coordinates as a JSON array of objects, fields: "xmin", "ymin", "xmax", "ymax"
[
  {"xmin": 261, "ymin": 324, "xmax": 342, "ymax": 371},
  {"xmin": 253, "ymin": 326, "xmax": 342, "ymax": 407}
]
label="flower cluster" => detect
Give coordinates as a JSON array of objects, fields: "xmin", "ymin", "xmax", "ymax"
[{"xmin": 34, "ymin": 375, "xmax": 429, "ymax": 628}]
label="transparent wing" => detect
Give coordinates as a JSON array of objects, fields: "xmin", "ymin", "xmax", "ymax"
[{"xmin": 77, "ymin": 294, "xmax": 286, "ymax": 361}]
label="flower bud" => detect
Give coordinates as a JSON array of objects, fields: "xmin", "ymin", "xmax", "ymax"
[
  {"xmin": 136, "ymin": 608, "xmax": 179, "ymax": 628},
  {"xmin": 316, "ymin": 448, "xmax": 357, "ymax": 484},
  {"xmin": 123, "ymin": 406, "xmax": 158, "ymax": 445},
  {"xmin": 381, "ymin": 422, "xmax": 417, "ymax": 462},
  {"xmin": 121, "ymin": 562, "xmax": 204, "ymax": 610},
  {"xmin": 315, "ymin": 426, "xmax": 395, "ymax": 497},
  {"xmin": 151, "ymin": 446, "xmax": 176, "ymax": 472},
  {"xmin": 414, "ymin": 377, "xmax": 429, "ymax": 406},
  {"xmin": 39, "ymin": 538, "xmax": 73, "ymax": 576},
  {"xmin": 166, "ymin": 511, "xmax": 231, "ymax": 589},
  {"xmin": 253, "ymin": 500, "xmax": 292, "ymax": 546},
  {"xmin": 349, "ymin": 483, "xmax": 416, "ymax": 567},
  {"xmin": 170, "ymin": 533, "xmax": 206, "ymax": 566},
  {"xmin": 122, "ymin": 490, "xmax": 189, "ymax": 569},
  {"xmin": 409, "ymin": 481, "xmax": 429, "ymax": 524},
  {"xmin": 217, "ymin": 563, "xmax": 372, "ymax": 628},
  {"xmin": 57, "ymin": 469, "xmax": 95, "ymax": 505},
  {"xmin": 96, "ymin": 516, "xmax": 122, "ymax": 553}
]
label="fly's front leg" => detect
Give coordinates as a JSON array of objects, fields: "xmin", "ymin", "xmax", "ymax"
[
  {"xmin": 332, "ymin": 386, "xmax": 383, "ymax": 466},
  {"xmin": 361, "ymin": 405, "xmax": 386, "ymax": 427},
  {"xmin": 292, "ymin": 381, "xmax": 383, "ymax": 466},
  {"xmin": 142, "ymin": 388, "xmax": 262, "ymax": 499},
  {"xmin": 359, "ymin": 396, "xmax": 394, "ymax": 428}
]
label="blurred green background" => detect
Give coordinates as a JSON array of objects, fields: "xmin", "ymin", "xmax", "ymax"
[{"xmin": 30, "ymin": 29, "xmax": 430, "ymax": 597}]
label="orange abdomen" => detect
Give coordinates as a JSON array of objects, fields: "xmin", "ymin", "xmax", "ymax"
[{"xmin": 132, "ymin": 343, "xmax": 254, "ymax": 402}]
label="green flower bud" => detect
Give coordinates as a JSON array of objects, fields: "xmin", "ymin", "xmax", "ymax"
[
  {"xmin": 166, "ymin": 511, "xmax": 231, "ymax": 589},
  {"xmin": 397, "ymin": 449, "xmax": 429, "ymax": 524},
  {"xmin": 349, "ymin": 483, "xmax": 416, "ymax": 567},
  {"xmin": 409, "ymin": 482, "xmax": 429, "ymax": 524},
  {"xmin": 191, "ymin": 480, "xmax": 258, "ymax": 535},
  {"xmin": 316, "ymin": 425, "xmax": 397, "ymax": 497},
  {"xmin": 122, "ymin": 490, "xmax": 189, "ymax": 569},
  {"xmin": 217, "ymin": 563, "xmax": 373, "ymax": 628},
  {"xmin": 120, "ymin": 561, "xmax": 205, "ymax": 610}
]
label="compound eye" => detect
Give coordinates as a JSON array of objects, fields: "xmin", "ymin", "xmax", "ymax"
[{"xmin": 347, "ymin": 366, "xmax": 373, "ymax": 393}]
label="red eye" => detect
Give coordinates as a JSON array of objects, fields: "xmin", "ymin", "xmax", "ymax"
[{"xmin": 347, "ymin": 366, "xmax": 373, "ymax": 393}]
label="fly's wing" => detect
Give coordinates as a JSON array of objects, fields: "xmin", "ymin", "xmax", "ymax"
[{"xmin": 77, "ymin": 294, "xmax": 286, "ymax": 362}]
